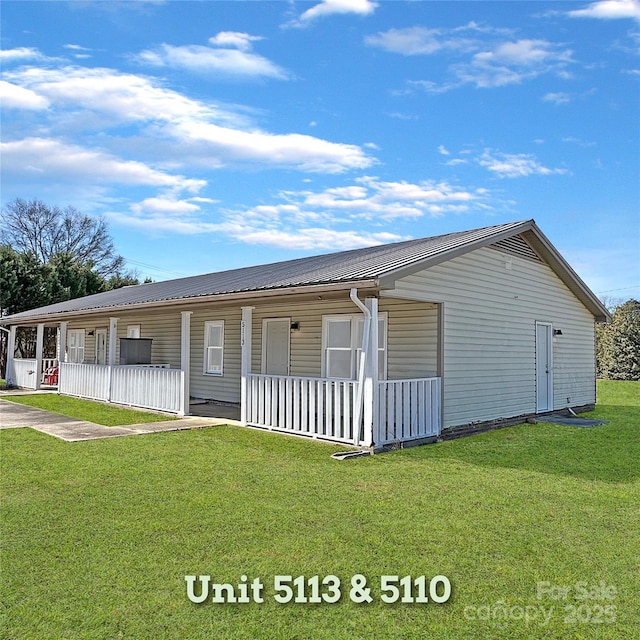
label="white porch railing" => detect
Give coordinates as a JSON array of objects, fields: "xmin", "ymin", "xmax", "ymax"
[
  {"xmin": 375, "ymin": 377, "xmax": 441, "ymax": 446},
  {"xmin": 59, "ymin": 363, "xmax": 111, "ymax": 401},
  {"xmin": 58, "ymin": 362, "xmax": 184, "ymax": 414},
  {"xmin": 246, "ymin": 374, "xmax": 360, "ymax": 445},
  {"xmin": 13, "ymin": 358, "xmax": 38, "ymax": 390},
  {"xmin": 245, "ymin": 374, "xmax": 442, "ymax": 448},
  {"xmin": 110, "ymin": 366, "xmax": 183, "ymax": 414}
]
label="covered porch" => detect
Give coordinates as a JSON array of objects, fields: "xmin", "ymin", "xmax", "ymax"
[
  {"xmin": 5, "ymin": 290, "xmax": 443, "ymax": 449},
  {"xmin": 5, "ymin": 313, "xmax": 193, "ymax": 416},
  {"xmin": 239, "ymin": 292, "xmax": 443, "ymax": 449}
]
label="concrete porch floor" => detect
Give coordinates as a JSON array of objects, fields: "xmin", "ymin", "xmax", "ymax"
[{"xmin": 189, "ymin": 401, "xmax": 241, "ymax": 421}]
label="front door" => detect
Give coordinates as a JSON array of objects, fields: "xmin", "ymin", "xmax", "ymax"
[
  {"xmin": 262, "ymin": 318, "xmax": 290, "ymax": 375},
  {"xmin": 536, "ymin": 322, "xmax": 553, "ymax": 412},
  {"xmin": 95, "ymin": 329, "xmax": 107, "ymax": 365}
]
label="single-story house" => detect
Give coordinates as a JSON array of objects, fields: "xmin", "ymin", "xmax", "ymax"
[{"xmin": 3, "ymin": 219, "xmax": 610, "ymax": 449}]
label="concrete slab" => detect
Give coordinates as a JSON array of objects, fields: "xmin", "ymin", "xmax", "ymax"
[{"xmin": 0, "ymin": 398, "xmax": 241, "ymax": 442}]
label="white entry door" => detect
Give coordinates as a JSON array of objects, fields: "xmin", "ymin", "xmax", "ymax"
[
  {"xmin": 262, "ymin": 318, "xmax": 290, "ymax": 375},
  {"xmin": 95, "ymin": 329, "xmax": 107, "ymax": 365},
  {"xmin": 536, "ymin": 322, "xmax": 553, "ymax": 412}
]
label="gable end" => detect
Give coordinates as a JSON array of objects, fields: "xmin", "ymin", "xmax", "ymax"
[{"xmin": 490, "ymin": 235, "xmax": 543, "ymax": 263}]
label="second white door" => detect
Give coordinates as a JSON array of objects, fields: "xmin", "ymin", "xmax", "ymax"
[{"xmin": 262, "ymin": 318, "xmax": 290, "ymax": 375}]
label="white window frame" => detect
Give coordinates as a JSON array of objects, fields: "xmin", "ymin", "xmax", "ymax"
[
  {"xmin": 127, "ymin": 324, "xmax": 141, "ymax": 338},
  {"xmin": 67, "ymin": 329, "xmax": 85, "ymax": 364},
  {"xmin": 321, "ymin": 313, "xmax": 387, "ymax": 380},
  {"xmin": 203, "ymin": 320, "xmax": 224, "ymax": 376}
]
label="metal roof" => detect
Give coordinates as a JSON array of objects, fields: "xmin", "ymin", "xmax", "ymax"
[{"xmin": 3, "ymin": 220, "xmax": 609, "ymax": 322}]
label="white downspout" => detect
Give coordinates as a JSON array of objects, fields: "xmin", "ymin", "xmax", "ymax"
[{"xmin": 350, "ymin": 288, "xmax": 371, "ymax": 446}]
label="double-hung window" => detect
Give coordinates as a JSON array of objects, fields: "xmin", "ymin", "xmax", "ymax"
[
  {"xmin": 322, "ymin": 314, "xmax": 387, "ymax": 380},
  {"xmin": 204, "ymin": 321, "xmax": 224, "ymax": 375},
  {"xmin": 67, "ymin": 330, "xmax": 85, "ymax": 363}
]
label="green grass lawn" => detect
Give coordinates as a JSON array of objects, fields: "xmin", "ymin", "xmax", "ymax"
[
  {"xmin": 1, "ymin": 381, "xmax": 638, "ymax": 639},
  {"xmin": 2, "ymin": 393, "xmax": 177, "ymax": 426}
]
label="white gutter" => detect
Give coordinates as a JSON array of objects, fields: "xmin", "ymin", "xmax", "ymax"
[{"xmin": 350, "ymin": 288, "xmax": 371, "ymax": 446}]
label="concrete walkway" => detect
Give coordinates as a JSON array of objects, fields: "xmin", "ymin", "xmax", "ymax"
[{"xmin": 0, "ymin": 397, "xmax": 240, "ymax": 442}]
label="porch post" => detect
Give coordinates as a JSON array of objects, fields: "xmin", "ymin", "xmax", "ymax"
[
  {"xmin": 180, "ymin": 311, "xmax": 192, "ymax": 417},
  {"xmin": 35, "ymin": 323, "xmax": 44, "ymax": 390},
  {"xmin": 5, "ymin": 326, "xmax": 16, "ymax": 386},
  {"xmin": 363, "ymin": 297, "xmax": 378, "ymax": 448},
  {"xmin": 58, "ymin": 322, "xmax": 68, "ymax": 364},
  {"xmin": 108, "ymin": 317, "xmax": 118, "ymax": 365},
  {"xmin": 240, "ymin": 306, "xmax": 254, "ymax": 426}
]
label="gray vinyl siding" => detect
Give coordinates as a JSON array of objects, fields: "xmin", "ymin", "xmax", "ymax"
[
  {"xmin": 67, "ymin": 312, "xmax": 182, "ymax": 366},
  {"xmin": 250, "ymin": 296, "xmax": 438, "ymax": 380},
  {"xmin": 189, "ymin": 306, "xmax": 242, "ymax": 403},
  {"xmin": 251, "ymin": 299, "xmax": 360, "ymax": 378},
  {"xmin": 384, "ymin": 246, "xmax": 596, "ymax": 428},
  {"xmin": 384, "ymin": 299, "xmax": 438, "ymax": 379},
  {"xmin": 61, "ymin": 296, "xmax": 439, "ymax": 398}
]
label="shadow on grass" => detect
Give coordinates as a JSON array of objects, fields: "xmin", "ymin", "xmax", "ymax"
[{"xmin": 403, "ymin": 405, "xmax": 639, "ymax": 484}]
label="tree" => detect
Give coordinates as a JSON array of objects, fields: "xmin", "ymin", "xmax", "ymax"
[
  {"xmin": 0, "ymin": 245, "xmax": 50, "ymax": 317},
  {"xmin": 1, "ymin": 198, "xmax": 125, "ymax": 277},
  {"xmin": 597, "ymin": 299, "xmax": 640, "ymax": 381}
]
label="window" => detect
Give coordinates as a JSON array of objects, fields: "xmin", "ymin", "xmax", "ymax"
[
  {"xmin": 204, "ymin": 321, "xmax": 224, "ymax": 375},
  {"xmin": 322, "ymin": 314, "xmax": 387, "ymax": 380},
  {"xmin": 67, "ymin": 330, "xmax": 85, "ymax": 363},
  {"xmin": 127, "ymin": 324, "xmax": 141, "ymax": 338}
]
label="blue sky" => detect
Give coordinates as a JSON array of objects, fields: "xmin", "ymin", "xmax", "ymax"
[{"xmin": 1, "ymin": 0, "xmax": 638, "ymax": 300}]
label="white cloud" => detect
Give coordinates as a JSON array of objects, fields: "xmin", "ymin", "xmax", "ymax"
[
  {"xmin": 478, "ymin": 149, "xmax": 569, "ymax": 178},
  {"xmin": 368, "ymin": 25, "xmax": 574, "ymax": 91},
  {"xmin": 543, "ymin": 91, "xmax": 572, "ymax": 104},
  {"xmin": 568, "ymin": 0, "xmax": 640, "ymax": 21},
  {"xmin": 111, "ymin": 176, "xmax": 489, "ymax": 251},
  {"xmin": 135, "ymin": 39, "xmax": 289, "ymax": 80},
  {"xmin": 208, "ymin": 32, "xmax": 263, "ymax": 51},
  {"xmin": 453, "ymin": 40, "xmax": 574, "ymax": 88},
  {"xmin": 241, "ymin": 176, "xmax": 486, "ymax": 223},
  {"xmin": 1, "ymin": 137, "xmax": 205, "ymax": 192},
  {"xmin": 0, "ymin": 81, "xmax": 49, "ymax": 110},
  {"xmin": 289, "ymin": 0, "xmax": 377, "ymax": 27},
  {"xmin": 223, "ymin": 227, "xmax": 400, "ymax": 251},
  {"xmin": 171, "ymin": 120, "xmax": 373, "ymax": 173},
  {"xmin": 0, "ymin": 47, "xmax": 45, "ymax": 63},
  {"xmin": 365, "ymin": 26, "xmax": 478, "ymax": 56},
  {"xmin": 438, "ymin": 145, "xmax": 450, "ymax": 155},
  {"xmin": 131, "ymin": 196, "xmax": 203, "ymax": 216},
  {"xmin": 4, "ymin": 65, "xmax": 374, "ymax": 173}
]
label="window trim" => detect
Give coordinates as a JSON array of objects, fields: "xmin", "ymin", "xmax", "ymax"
[
  {"xmin": 203, "ymin": 320, "xmax": 224, "ymax": 376},
  {"xmin": 127, "ymin": 324, "xmax": 141, "ymax": 339},
  {"xmin": 67, "ymin": 329, "xmax": 85, "ymax": 364},
  {"xmin": 321, "ymin": 313, "xmax": 387, "ymax": 380}
]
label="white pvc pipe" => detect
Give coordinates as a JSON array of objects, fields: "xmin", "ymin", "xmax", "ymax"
[{"xmin": 350, "ymin": 288, "xmax": 371, "ymax": 446}]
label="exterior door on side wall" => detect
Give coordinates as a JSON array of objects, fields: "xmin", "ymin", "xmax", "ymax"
[
  {"xmin": 95, "ymin": 329, "xmax": 107, "ymax": 365},
  {"xmin": 262, "ymin": 318, "xmax": 290, "ymax": 375},
  {"xmin": 536, "ymin": 322, "xmax": 553, "ymax": 412}
]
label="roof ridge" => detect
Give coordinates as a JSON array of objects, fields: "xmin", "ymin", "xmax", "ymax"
[{"xmin": 3, "ymin": 219, "xmax": 534, "ymax": 321}]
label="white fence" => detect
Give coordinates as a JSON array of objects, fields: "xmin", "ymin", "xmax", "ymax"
[
  {"xmin": 375, "ymin": 377, "xmax": 441, "ymax": 446},
  {"xmin": 246, "ymin": 374, "xmax": 441, "ymax": 448},
  {"xmin": 246, "ymin": 374, "xmax": 360, "ymax": 445},
  {"xmin": 12, "ymin": 359, "xmax": 38, "ymax": 390},
  {"xmin": 58, "ymin": 362, "xmax": 184, "ymax": 414}
]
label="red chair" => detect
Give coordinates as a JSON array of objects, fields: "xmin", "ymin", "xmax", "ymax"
[{"xmin": 43, "ymin": 366, "xmax": 59, "ymax": 386}]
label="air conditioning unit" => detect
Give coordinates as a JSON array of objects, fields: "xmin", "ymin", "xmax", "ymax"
[{"xmin": 119, "ymin": 338, "xmax": 153, "ymax": 365}]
